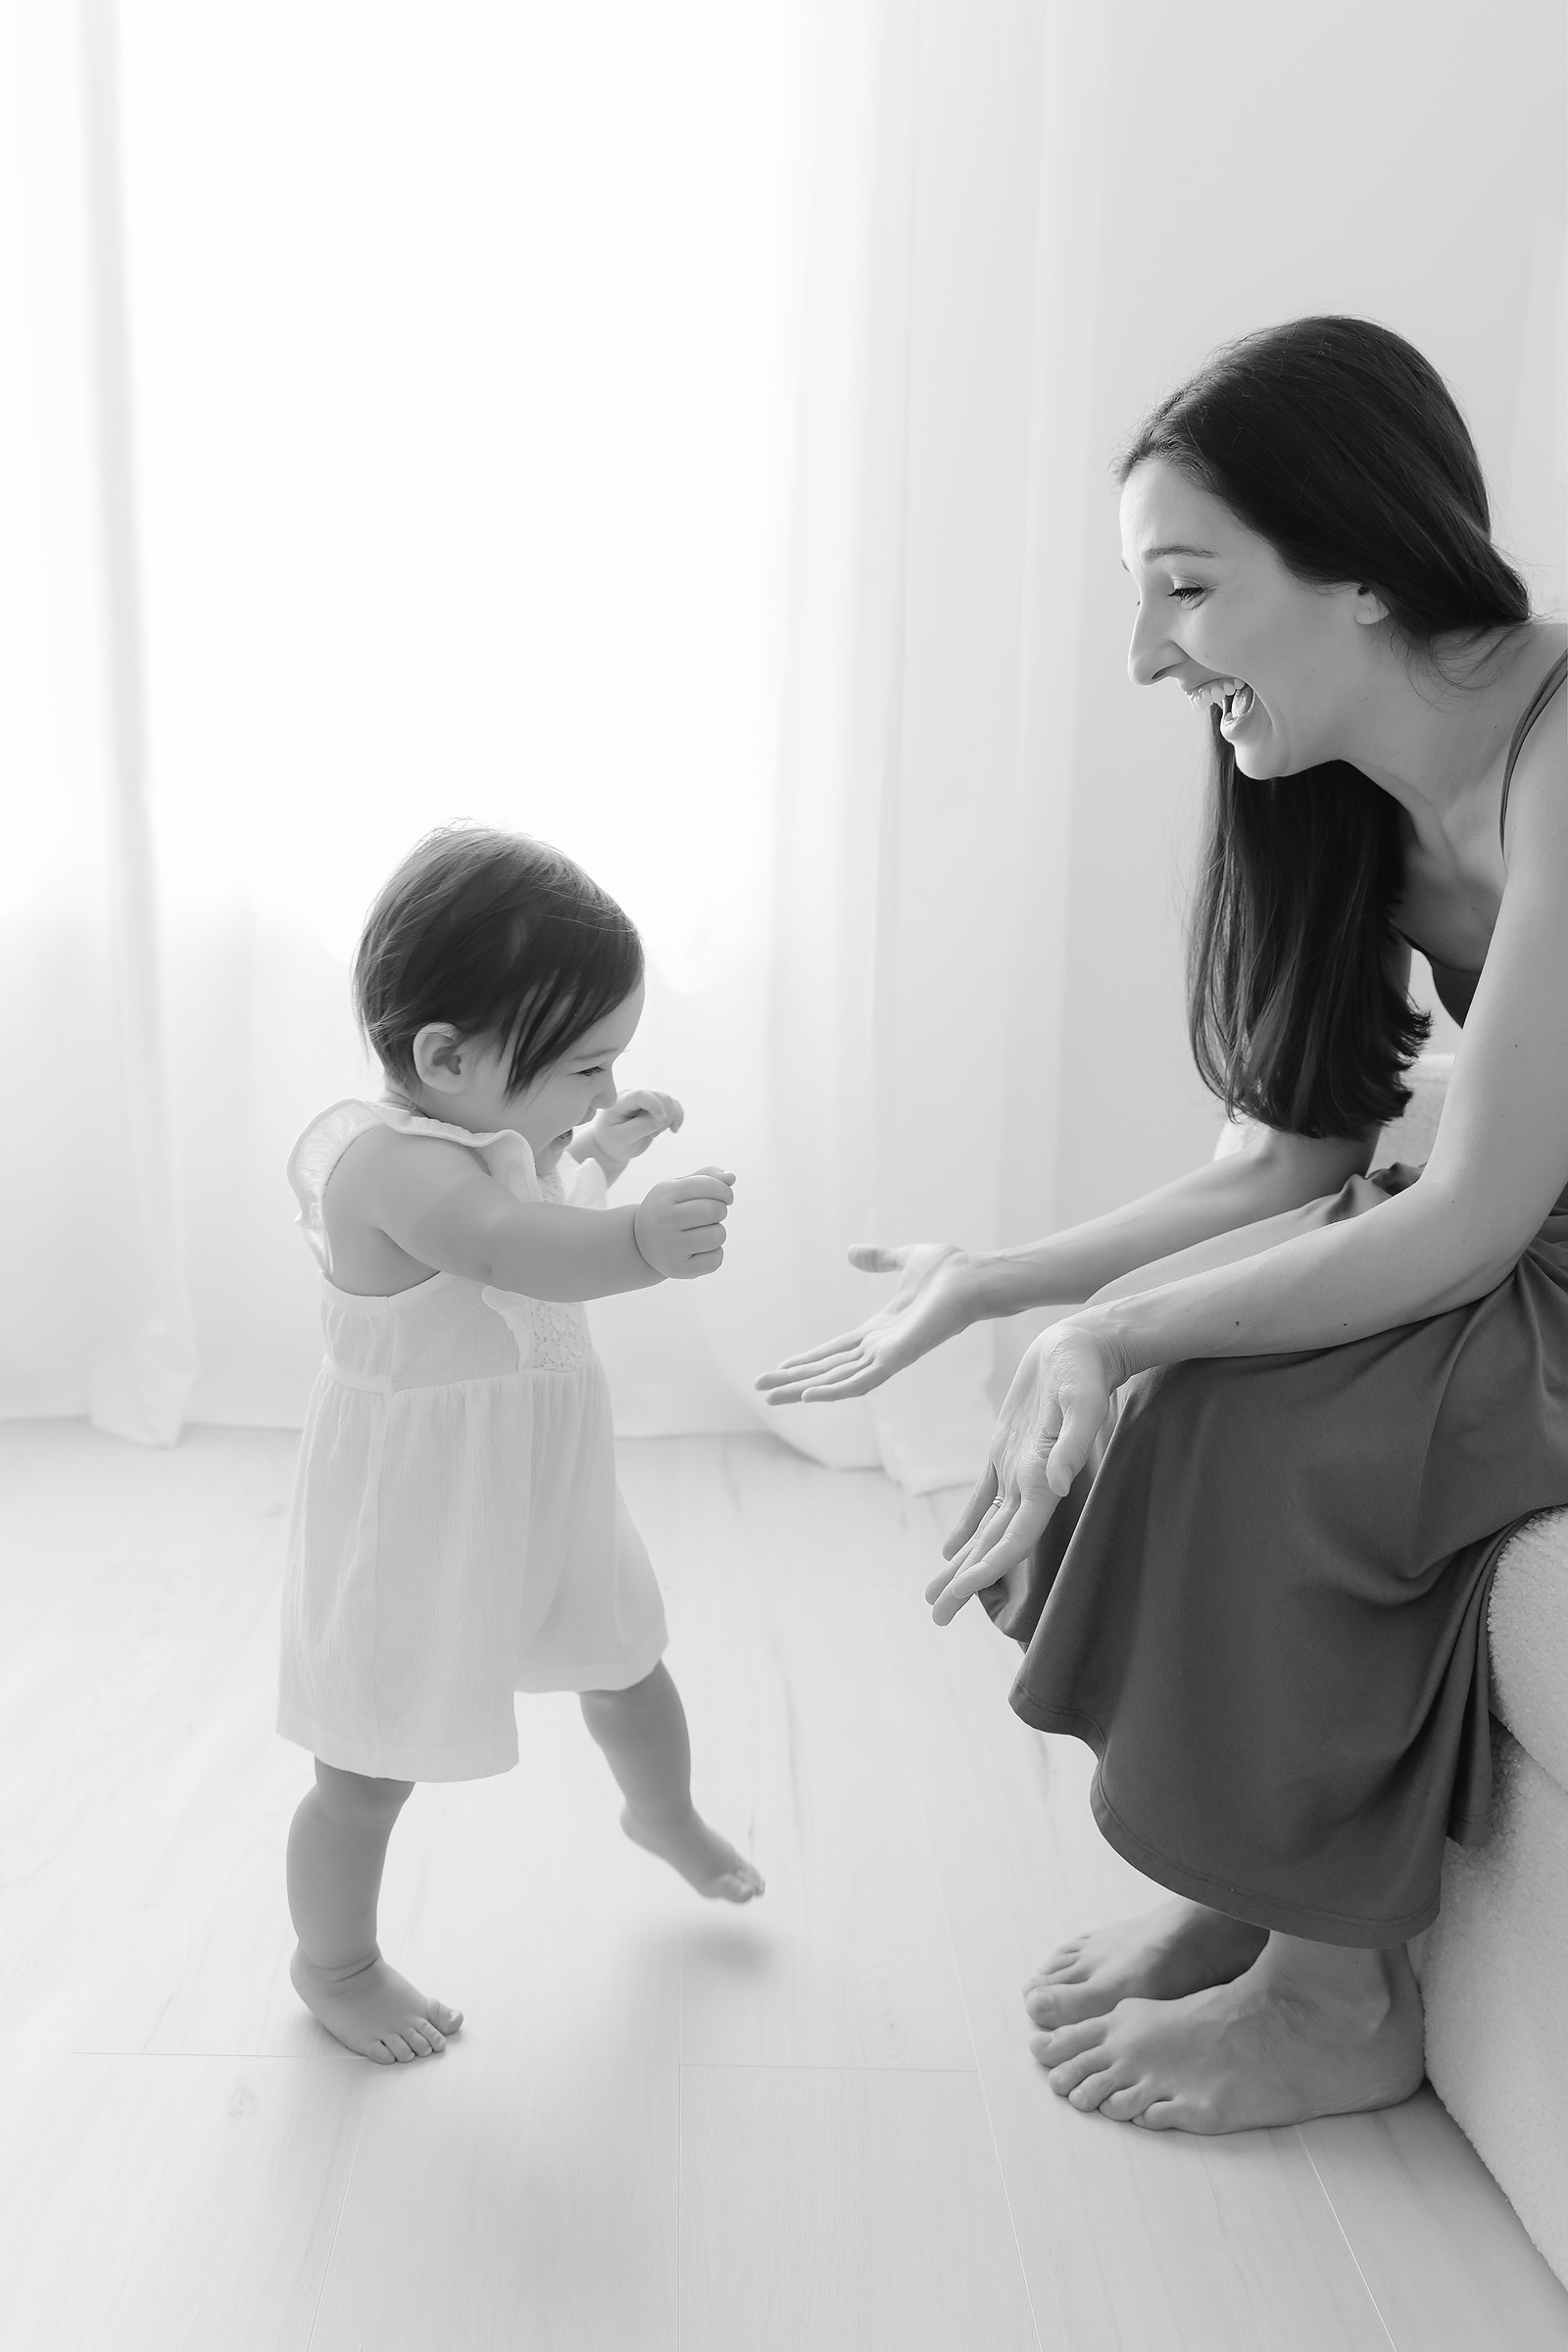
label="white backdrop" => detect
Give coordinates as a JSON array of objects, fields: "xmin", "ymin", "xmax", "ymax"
[{"xmin": 2, "ymin": 0, "xmax": 1563, "ymax": 1471}]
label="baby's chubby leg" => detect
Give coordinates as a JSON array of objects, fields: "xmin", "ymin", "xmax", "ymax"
[
  {"xmin": 286, "ymin": 1760, "xmax": 464, "ymax": 2064},
  {"xmin": 580, "ymin": 1662, "xmax": 763, "ymax": 1903}
]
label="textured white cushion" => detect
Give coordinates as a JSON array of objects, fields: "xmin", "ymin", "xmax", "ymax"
[
  {"xmin": 1370, "ymin": 1051, "xmax": 1453, "ymax": 1165},
  {"xmin": 1423, "ymin": 1733, "xmax": 1568, "ymax": 2285},
  {"xmin": 1212, "ymin": 1051, "xmax": 1455, "ymax": 1166},
  {"xmin": 1490, "ymin": 1513, "xmax": 1568, "ymax": 1795}
]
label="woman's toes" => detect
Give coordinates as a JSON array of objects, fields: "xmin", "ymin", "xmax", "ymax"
[
  {"xmin": 1135, "ymin": 2098, "xmax": 1181, "ymax": 2132},
  {"xmin": 1068, "ymin": 2070, "xmax": 1120, "ymax": 2113},
  {"xmin": 1024, "ymin": 1982, "xmax": 1097, "ymax": 2029},
  {"xmin": 1099, "ymin": 2082, "xmax": 1150, "ymax": 2123},
  {"xmin": 1047, "ymin": 2044, "xmax": 1110, "ymax": 2097},
  {"xmin": 1031, "ymin": 2017, "xmax": 1101, "ymax": 2064},
  {"xmin": 1024, "ymin": 1947, "xmax": 1084, "ymax": 1990}
]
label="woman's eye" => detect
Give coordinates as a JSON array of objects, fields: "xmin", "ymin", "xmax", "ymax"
[{"xmin": 1169, "ymin": 583, "xmax": 1205, "ymax": 604}]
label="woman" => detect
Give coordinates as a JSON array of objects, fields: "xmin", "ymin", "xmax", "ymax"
[{"xmin": 759, "ymin": 317, "xmax": 1568, "ymax": 2135}]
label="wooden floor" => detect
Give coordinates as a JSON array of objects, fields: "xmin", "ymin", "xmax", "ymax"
[{"xmin": 3, "ymin": 1423, "xmax": 1565, "ymax": 2351}]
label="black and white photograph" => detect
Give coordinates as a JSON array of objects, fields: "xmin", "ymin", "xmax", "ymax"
[{"xmin": 2, "ymin": 0, "xmax": 1565, "ymax": 2344}]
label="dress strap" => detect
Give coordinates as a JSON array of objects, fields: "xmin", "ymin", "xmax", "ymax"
[{"xmin": 1499, "ymin": 649, "xmax": 1568, "ymax": 855}]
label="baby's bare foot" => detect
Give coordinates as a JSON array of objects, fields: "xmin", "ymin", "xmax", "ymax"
[
  {"xmin": 620, "ymin": 1805, "xmax": 764, "ymax": 1902},
  {"xmin": 1023, "ymin": 1897, "xmax": 1267, "ymax": 2032},
  {"xmin": 290, "ymin": 1947, "xmax": 464, "ymax": 2065}
]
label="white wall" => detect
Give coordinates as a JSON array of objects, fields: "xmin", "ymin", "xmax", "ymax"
[{"xmin": 1032, "ymin": 0, "xmax": 1565, "ymax": 1240}]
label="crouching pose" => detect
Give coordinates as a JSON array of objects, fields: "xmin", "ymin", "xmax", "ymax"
[{"xmin": 760, "ymin": 318, "xmax": 1568, "ymax": 2134}]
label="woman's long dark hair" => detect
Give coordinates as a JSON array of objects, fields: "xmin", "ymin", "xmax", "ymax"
[{"xmin": 1118, "ymin": 317, "xmax": 1532, "ymax": 1138}]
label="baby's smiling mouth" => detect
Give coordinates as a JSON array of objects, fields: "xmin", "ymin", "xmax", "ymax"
[{"xmin": 1186, "ymin": 675, "xmax": 1255, "ymax": 722}]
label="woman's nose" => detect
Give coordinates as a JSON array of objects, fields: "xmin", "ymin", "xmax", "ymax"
[{"xmin": 1127, "ymin": 599, "xmax": 1176, "ymax": 688}]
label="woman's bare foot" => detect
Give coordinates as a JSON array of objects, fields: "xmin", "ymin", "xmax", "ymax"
[
  {"xmin": 290, "ymin": 1946, "xmax": 464, "ymax": 2065},
  {"xmin": 620, "ymin": 1804, "xmax": 764, "ymax": 1902},
  {"xmin": 1024, "ymin": 1897, "xmax": 1268, "ymax": 2032},
  {"xmin": 1028, "ymin": 1932, "xmax": 1425, "ymax": 2133}
]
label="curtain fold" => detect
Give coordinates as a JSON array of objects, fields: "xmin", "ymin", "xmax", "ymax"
[
  {"xmin": 2, "ymin": 0, "xmax": 1070, "ymax": 1490},
  {"xmin": 78, "ymin": 0, "xmax": 198, "ymax": 1444}
]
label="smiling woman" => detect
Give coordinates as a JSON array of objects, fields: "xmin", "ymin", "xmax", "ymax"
[
  {"xmin": 1117, "ymin": 320, "xmax": 1533, "ymax": 1140},
  {"xmin": 760, "ymin": 315, "xmax": 1568, "ymax": 2138}
]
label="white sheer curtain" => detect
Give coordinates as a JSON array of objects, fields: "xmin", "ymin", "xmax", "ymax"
[
  {"xmin": 7, "ymin": 0, "xmax": 1560, "ymax": 1472},
  {"xmin": 2, "ymin": 0, "xmax": 1082, "ymax": 1486}
]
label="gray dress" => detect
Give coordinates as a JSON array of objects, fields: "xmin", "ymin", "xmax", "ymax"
[{"xmin": 985, "ymin": 652, "xmax": 1568, "ymax": 1946}]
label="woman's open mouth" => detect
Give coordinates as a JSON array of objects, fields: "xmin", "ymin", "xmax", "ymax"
[{"xmin": 1187, "ymin": 676, "xmax": 1256, "ymax": 731}]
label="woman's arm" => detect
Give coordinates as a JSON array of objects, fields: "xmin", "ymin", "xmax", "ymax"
[
  {"xmin": 1087, "ymin": 719, "xmax": 1568, "ymax": 1380},
  {"xmin": 757, "ymin": 1128, "xmax": 1373, "ymax": 1406},
  {"xmin": 927, "ymin": 711, "xmax": 1568, "ymax": 1619},
  {"xmin": 967, "ymin": 1123, "xmax": 1377, "ymax": 1317}
]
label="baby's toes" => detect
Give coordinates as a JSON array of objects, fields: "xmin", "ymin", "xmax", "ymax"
[
  {"xmin": 714, "ymin": 1863, "xmax": 764, "ymax": 1903},
  {"xmin": 430, "ymin": 2001, "xmax": 465, "ymax": 2034},
  {"xmin": 384, "ymin": 2034, "xmax": 418, "ymax": 2063}
]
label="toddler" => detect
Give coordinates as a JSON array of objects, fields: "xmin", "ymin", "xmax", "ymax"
[{"xmin": 279, "ymin": 825, "xmax": 762, "ymax": 2066}]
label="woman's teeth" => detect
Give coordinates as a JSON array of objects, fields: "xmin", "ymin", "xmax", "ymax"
[{"xmin": 1188, "ymin": 677, "xmax": 1256, "ymax": 724}]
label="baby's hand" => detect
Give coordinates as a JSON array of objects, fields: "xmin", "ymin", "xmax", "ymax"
[
  {"xmin": 589, "ymin": 1090, "xmax": 684, "ymax": 1166},
  {"xmin": 633, "ymin": 1167, "xmax": 734, "ymax": 1280}
]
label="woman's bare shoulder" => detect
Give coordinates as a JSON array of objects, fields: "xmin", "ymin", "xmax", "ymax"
[{"xmin": 1500, "ymin": 627, "xmax": 1568, "ymax": 867}]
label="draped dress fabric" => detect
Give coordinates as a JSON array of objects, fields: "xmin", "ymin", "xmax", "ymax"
[
  {"xmin": 985, "ymin": 652, "xmax": 1568, "ymax": 1946},
  {"xmin": 277, "ymin": 1102, "xmax": 668, "ymax": 1784}
]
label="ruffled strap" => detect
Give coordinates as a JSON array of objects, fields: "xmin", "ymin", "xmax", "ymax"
[{"xmin": 286, "ymin": 1100, "xmax": 389, "ymax": 1274}]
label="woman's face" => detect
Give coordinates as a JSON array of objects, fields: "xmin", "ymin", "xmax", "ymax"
[{"xmin": 1118, "ymin": 458, "xmax": 1384, "ymax": 777}]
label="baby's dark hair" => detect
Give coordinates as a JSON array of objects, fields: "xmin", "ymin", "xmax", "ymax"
[{"xmin": 353, "ymin": 825, "xmax": 644, "ymax": 1099}]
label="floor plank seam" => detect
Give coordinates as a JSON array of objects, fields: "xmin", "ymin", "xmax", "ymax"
[
  {"xmin": 305, "ymin": 2090, "xmax": 368, "ymax": 2352},
  {"xmin": 1298, "ymin": 2130, "xmax": 1400, "ymax": 2351},
  {"xmin": 883, "ymin": 1501, "xmax": 1047, "ymax": 2352},
  {"xmin": 676, "ymin": 2061, "xmax": 981, "ymax": 2076}
]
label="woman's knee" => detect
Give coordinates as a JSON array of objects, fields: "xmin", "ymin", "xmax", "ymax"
[{"xmin": 313, "ymin": 1759, "xmax": 414, "ymax": 1829}]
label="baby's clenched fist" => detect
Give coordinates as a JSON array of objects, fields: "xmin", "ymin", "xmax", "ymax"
[{"xmin": 633, "ymin": 1168, "xmax": 734, "ymax": 1280}]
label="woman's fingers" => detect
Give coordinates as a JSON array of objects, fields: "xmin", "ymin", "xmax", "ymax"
[
  {"xmin": 1046, "ymin": 1379, "xmax": 1106, "ymax": 1495},
  {"xmin": 927, "ymin": 1489, "xmax": 1054, "ymax": 1625},
  {"xmin": 940, "ymin": 1461, "xmax": 1000, "ymax": 1560},
  {"xmin": 846, "ymin": 1242, "xmax": 905, "ymax": 1274},
  {"xmin": 756, "ymin": 1333, "xmax": 870, "ymax": 1383},
  {"xmin": 760, "ymin": 1358, "xmax": 878, "ymax": 1405}
]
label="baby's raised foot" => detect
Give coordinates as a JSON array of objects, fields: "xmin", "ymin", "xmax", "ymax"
[
  {"xmin": 620, "ymin": 1804, "xmax": 764, "ymax": 1903},
  {"xmin": 290, "ymin": 1946, "xmax": 464, "ymax": 2065}
]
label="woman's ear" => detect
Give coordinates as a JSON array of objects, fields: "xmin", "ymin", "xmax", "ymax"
[
  {"xmin": 1349, "ymin": 584, "xmax": 1392, "ymax": 627},
  {"xmin": 411, "ymin": 1023, "xmax": 466, "ymax": 1095}
]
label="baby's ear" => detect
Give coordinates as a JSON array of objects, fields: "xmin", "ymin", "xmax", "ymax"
[{"xmin": 412, "ymin": 1023, "xmax": 466, "ymax": 1093}]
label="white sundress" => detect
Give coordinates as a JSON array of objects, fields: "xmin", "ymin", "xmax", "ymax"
[{"xmin": 277, "ymin": 1100, "xmax": 668, "ymax": 1783}]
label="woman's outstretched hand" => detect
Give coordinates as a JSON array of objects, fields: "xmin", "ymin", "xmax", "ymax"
[
  {"xmin": 754, "ymin": 1242, "xmax": 975, "ymax": 1405},
  {"xmin": 923, "ymin": 1323, "xmax": 1118, "ymax": 1626}
]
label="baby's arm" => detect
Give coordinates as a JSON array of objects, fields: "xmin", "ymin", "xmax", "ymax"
[{"xmin": 366, "ymin": 1132, "xmax": 730, "ymax": 1299}]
